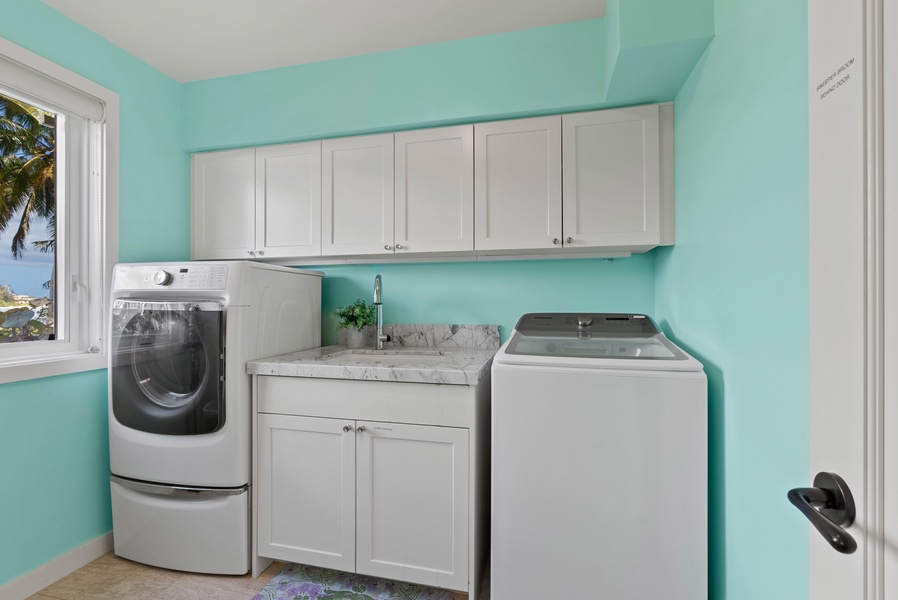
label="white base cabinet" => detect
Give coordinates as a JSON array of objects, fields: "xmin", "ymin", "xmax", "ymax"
[{"xmin": 254, "ymin": 376, "xmax": 488, "ymax": 598}]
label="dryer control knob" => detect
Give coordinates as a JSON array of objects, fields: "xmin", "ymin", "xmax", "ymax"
[
  {"xmin": 153, "ymin": 270, "xmax": 173, "ymax": 286},
  {"xmin": 577, "ymin": 316, "xmax": 594, "ymax": 327}
]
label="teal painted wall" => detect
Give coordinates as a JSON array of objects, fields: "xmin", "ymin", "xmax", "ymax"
[
  {"xmin": 0, "ymin": 371, "xmax": 109, "ymax": 584},
  {"xmin": 656, "ymin": 0, "xmax": 809, "ymax": 598},
  {"xmin": 181, "ymin": 19, "xmax": 606, "ymax": 151},
  {"xmin": 315, "ymin": 258, "xmax": 656, "ymax": 345},
  {"xmin": 0, "ymin": 0, "xmax": 186, "ymax": 585}
]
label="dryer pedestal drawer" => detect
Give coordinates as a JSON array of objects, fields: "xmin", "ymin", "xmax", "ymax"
[{"xmin": 110, "ymin": 479, "xmax": 249, "ymax": 574}]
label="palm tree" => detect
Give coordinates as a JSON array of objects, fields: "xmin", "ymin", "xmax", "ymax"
[{"xmin": 0, "ymin": 93, "xmax": 56, "ymax": 258}]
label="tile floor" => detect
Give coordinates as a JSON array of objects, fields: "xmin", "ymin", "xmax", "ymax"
[{"xmin": 28, "ymin": 552, "xmax": 487, "ymax": 600}]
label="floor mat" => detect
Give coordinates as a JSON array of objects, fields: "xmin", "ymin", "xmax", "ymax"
[{"xmin": 252, "ymin": 563, "xmax": 455, "ymax": 600}]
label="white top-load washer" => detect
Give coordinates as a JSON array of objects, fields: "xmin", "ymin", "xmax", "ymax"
[{"xmin": 491, "ymin": 313, "xmax": 707, "ymax": 599}]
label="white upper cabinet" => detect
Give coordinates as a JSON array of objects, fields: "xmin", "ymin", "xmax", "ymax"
[
  {"xmin": 192, "ymin": 103, "xmax": 673, "ymax": 263},
  {"xmin": 322, "ymin": 134, "xmax": 394, "ymax": 256},
  {"xmin": 562, "ymin": 104, "xmax": 666, "ymax": 251},
  {"xmin": 192, "ymin": 142, "xmax": 322, "ymax": 260},
  {"xmin": 474, "ymin": 116, "xmax": 563, "ymax": 253},
  {"xmin": 474, "ymin": 104, "xmax": 672, "ymax": 256},
  {"xmin": 395, "ymin": 125, "xmax": 474, "ymax": 254},
  {"xmin": 192, "ymin": 148, "xmax": 256, "ymax": 260},
  {"xmin": 255, "ymin": 142, "xmax": 322, "ymax": 258}
]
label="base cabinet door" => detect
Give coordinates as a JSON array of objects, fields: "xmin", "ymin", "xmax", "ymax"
[
  {"xmin": 256, "ymin": 414, "xmax": 356, "ymax": 572},
  {"xmin": 356, "ymin": 421, "xmax": 469, "ymax": 591}
]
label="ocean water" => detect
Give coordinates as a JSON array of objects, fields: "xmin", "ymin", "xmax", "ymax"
[
  {"xmin": 0, "ymin": 259, "xmax": 53, "ymax": 298},
  {"xmin": 0, "ymin": 227, "xmax": 54, "ymax": 299}
]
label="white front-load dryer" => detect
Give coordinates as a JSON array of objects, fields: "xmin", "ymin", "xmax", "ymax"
[
  {"xmin": 490, "ymin": 313, "xmax": 707, "ymax": 599},
  {"xmin": 108, "ymin": 261, "xmax": 322, "ymax": 574}
]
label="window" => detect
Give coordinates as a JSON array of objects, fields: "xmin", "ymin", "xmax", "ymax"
[{"xmin": 0, "ymin": 38, "xmax": 118, "ymax": 383}]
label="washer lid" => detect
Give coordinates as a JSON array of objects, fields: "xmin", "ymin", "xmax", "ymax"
[
  {"xmin": 513, "ymin": 313, "xmax": 661, "ymax": 337},
  {"xmin": 498, "ymin": 313, "xmax": 703, "ymax": 371}
]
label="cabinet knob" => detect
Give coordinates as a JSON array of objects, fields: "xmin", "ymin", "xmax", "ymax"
[
  {"xmin": 343, "ymin": 425, "xmax": 352, "ymax": 433},
  {"xmin": 256, "ymin": 250, "xmax": 264, "ymax": 256},
  {"xmin": 384, "ymin": 245, "xmax": 392, "ymax": 251},
  {"xmin": 395, "ymin": 244, "xmax": 403, "ymax": 250},
  {"xmin": 245, "ymin": 250, "xmax": 254, "ymax": 256},
  {"xmin": 566, "ymin": 237, "xmax": 574, "ymax": 244},
  {"xmin": 357, "ymin": 426, "xmax": 366, "ymax": 434},
  {"xmin": 552, "ymin": 238, "xmax": 560, "ymax": 245}
]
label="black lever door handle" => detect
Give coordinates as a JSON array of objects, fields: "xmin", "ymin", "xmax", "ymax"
[{"xmin": 788, "ymin": 471, "xmax": 857, "ymax": 554}]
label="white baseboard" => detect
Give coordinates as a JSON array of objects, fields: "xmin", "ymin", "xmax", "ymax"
[{"xmin": 0, "ymin": 532, "xmax": 113, "ymax": 600}]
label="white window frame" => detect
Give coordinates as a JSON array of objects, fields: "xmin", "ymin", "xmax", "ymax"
[{"xmin": 0, "ymin": 38, "xmax": 118, "ymax": 384}]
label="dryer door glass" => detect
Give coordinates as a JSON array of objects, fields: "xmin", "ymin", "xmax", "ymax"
[{"xmin": 110, "ymin": 300, "xmax": 224, "ymax": 435}]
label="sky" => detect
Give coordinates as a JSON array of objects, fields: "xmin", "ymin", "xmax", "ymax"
[{"xmin": 0, "ymin": 216, "xmax": 54, "ymax": 298}]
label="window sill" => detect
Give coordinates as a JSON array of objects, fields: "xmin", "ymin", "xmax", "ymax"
[{"xmin": 0, "ymin": 351, "xmax": 106, "ymax": 385}]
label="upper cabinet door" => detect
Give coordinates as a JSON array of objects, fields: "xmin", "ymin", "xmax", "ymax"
[
  {"xmin": 474, "ymin": 116, "xmax": 562, "ymax": 253},
  {"xmin": 562, "ymin": 105, "xmax": 662, "ymax": 249},
  {"xmin": 191, "ymin": 148, "xmax": 256, "ymax": 260},
  {"xmin": 322, "ymin": 134, "xmax": 394, "ymax": 256},
  {"xmin": 255, "ymin": 142, "xmax": 322, "ymax": 259},
  {"xmin": 395, "ymin": 126, "xmax": 474, "ymax": 254}
]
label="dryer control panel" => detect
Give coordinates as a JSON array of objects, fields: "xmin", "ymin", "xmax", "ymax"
[{"xmin": 113, "ymin": 264, "xmax": 229, "ymax": 291}]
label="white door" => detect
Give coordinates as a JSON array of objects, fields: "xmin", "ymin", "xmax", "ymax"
[
  {"xmin": 394, "ymin": 125, "xmax": 474, "ymax": 254},
  {"xmin": 474, "ymin": 116, "xmax": 562, "ymax": 253},
  {"xmin": 256, "ymin": 414, "xmax": 356, "ymax": 572},
  {"xmin": 191, "ymin": 148, "xmax": 255, "ymax": 259},
  {"xmin": 807, "ymin": 0, "xmax": 896, "ymax": 596},
  {"xmin": 355, "ymin": 421, "xmax": 469, "ymax": 591},
  {"xmin": 322, "ymin": 133, "xmax": 394, "ymax": 256},
  {"xmin": 255, "ymin": 141, "xmax": 322, "ymax": 258}
]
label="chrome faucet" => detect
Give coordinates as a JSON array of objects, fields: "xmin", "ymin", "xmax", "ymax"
[{"xmin": 373, "ymin": 274, "xmax": 390, "ymax": 350}]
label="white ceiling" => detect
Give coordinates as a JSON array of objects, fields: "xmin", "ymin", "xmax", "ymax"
[{"xmin": 40, "ymin": 0, "xmax": 606, "ymax": 83}]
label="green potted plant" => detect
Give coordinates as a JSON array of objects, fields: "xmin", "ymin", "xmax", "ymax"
[{"xmin": 333, "ymin": 299, "xmax": 376, "ymax": 348}]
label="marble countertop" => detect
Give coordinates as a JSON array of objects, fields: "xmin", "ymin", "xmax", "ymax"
[{"xmin": 247, "ymin": 324, "xmax": 500, "ymax": 386}]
